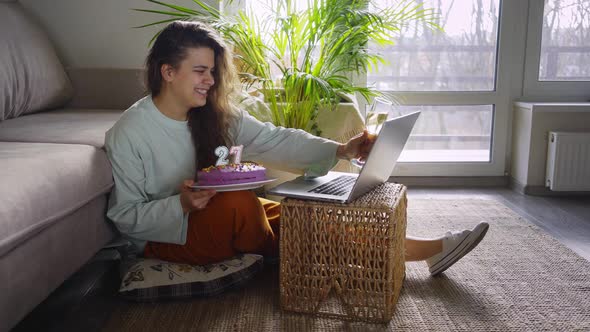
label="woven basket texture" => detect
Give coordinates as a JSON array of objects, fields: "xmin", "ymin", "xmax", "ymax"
[{"xmin": 279, "ymin": 183, "xmax": 407, "ymax": 323}]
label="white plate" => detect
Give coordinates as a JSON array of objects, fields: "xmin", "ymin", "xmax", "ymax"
[{"xmin": 190, "ymin": 178, "xmax": 277, "ymax": 192}]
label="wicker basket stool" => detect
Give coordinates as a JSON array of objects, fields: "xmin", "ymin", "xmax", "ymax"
[{"xmin": 279, "ymin": 183, "xmax": 407, "ymax": 323}]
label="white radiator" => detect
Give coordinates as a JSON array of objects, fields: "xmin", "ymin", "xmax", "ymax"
[{"xmin": 545, "ymin": 132, "xmax": 590, "ymax": 191}]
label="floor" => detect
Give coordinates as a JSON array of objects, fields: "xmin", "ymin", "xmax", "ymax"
[
  {"xmin": 409, "ymin": 187, "xmax": 590, "ymax": 260},
  {"xmin": 12, "ymin": 187, "xmax": 590, "ymax": 332}
]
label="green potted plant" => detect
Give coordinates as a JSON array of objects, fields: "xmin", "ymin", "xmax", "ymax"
[{"xmin": 133, "ymin": 0, "xmax": 438, "ymax": 137}]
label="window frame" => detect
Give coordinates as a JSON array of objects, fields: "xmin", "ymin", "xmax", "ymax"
[
  {"xmin": 522, "ymin": 0, "xmax": 590, "ymax": 100},
  {"xmin": 226, "ymin": 0, "xmax": 589, "ymax": 177},
  {"xmin": 357, "ymin": 0, "xmax": 529, "ymax": 176}
]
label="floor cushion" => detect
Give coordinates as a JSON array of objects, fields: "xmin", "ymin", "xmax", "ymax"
[{"xmin": 119, "ymin": 254, "xmax": 264, "ymax": 302}]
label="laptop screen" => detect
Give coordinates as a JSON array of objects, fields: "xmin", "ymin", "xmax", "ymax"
[{"xmin": 347, "ymin": 111, "xmax": 420, "ymax": 201}]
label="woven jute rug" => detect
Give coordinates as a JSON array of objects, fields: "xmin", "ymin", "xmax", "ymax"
[{"xmin": 102, "ymin": 198, "xmax": 590, "ymax": 331}]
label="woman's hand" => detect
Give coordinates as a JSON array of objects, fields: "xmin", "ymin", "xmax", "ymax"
[
  {"xmin": 336, "ymin": 130, "xmax": 376, "ymax": 162},
  {"xmin": 179, "ymin": 179, "xmax": 217, "ymax": 214}
]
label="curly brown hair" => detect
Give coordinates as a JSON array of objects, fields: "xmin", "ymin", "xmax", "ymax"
[{"xmin": 145, "ymin": 20, "xmax": 239, "ymax": 171}]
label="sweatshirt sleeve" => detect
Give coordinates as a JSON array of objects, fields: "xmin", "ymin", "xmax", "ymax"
[
  {"xmin": 234, "ymin": 110, "xmax": 340, "ymax": 177},
  {"xmin": 105, "ymin": 127, "xmax": 188, "ymax": 245}
]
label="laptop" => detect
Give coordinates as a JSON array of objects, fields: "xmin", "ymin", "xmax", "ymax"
[{"xmin": 267, "ymin": 111, "xmax": 420, "ymax": 203}]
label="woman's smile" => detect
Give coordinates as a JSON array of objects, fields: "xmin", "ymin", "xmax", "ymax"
[{"xmin": 195, "ymin": 88, "xmax": 208, "ymax": 98}]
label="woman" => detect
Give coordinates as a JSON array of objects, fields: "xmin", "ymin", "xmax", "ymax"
[{"xmin": 105, "ymin": 21, "xmax": 488, "ymax": 277}]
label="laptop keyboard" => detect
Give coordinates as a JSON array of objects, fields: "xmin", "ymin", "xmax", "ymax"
[{"xmin": 308, "ymin": 175, "xmax": 356, "ymax": 196}]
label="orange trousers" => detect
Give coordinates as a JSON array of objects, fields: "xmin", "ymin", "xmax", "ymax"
[{"xmin": 144, "ymin": 191, "xmax": 281, "ymax": 265}]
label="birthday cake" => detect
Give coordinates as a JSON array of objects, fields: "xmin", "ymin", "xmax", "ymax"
[{"xmin": 197, "ymin": 162, "xmax": 266, "ymax": 185}]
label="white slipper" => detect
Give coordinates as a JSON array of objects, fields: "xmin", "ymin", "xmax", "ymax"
[{"xmin": 426, "ymin": 222, "xmax": 489, "ymax": 276}]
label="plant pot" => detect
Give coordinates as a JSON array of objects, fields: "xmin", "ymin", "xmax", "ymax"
[{"xmin": 238, "ymin": 90, "xmax": 366, "ymax": 144}]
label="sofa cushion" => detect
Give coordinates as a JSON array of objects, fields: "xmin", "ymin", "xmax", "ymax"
[
  {"xmin": 0, "ymin": 196, "xmax": 115, "ymax": 332},
  {"xmin": 0, "ymin": 142, "xmax": 114, "ymax": 257},
  {"xmin": 0, "ymin": 109, "xmax": 122, "ymax": 148},
  {"xmin": 0, "ymin": 2, "xmax": 73, "ymax": 121}
]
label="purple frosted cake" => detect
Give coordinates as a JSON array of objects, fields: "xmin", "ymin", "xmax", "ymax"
[{"xmin": 197, "ymin": 162, "xmax": 266, "ymax": 185}]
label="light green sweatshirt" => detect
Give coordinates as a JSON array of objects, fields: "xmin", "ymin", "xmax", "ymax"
[{"xmin": 105, "ymin": 96, "xmax": 339, "ymax": 252}]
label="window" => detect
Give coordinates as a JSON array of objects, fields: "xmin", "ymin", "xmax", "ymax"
[
  {"xmin": 227, "ymin": 1, "xmax": 588, "ymax": 176},
  {"xmin": 390, "ymin": 105, "xmax": 493, "ymax": 162},
  {"xmin": 368, "ymin": 0, "xmax": 500, "ymax": 91},
  {"xmin": 368, "ymin": 0, "xmax": 500, "ymax": 163},
  {"xmin": 523, "ymin": 0, "xmax": 590, "ymax": 98},
  {"xmin": 539, "ymin": 0, "xmax": 590, "ymax": 81}
]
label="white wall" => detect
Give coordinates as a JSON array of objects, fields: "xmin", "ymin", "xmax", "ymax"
[
  {"xmin": 511, "ymin": 102, "xmax": 590, "ymax": 190},
  {"xmin": 19, "ymin": 0, "xmax": 217, "ymax": 69}
]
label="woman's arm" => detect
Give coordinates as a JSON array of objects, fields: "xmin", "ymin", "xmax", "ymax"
[
  {"xmin": 105, "ymin": 129, "xmax": 188, "ymax": 245},
  {"xmin": 234, "ymin": 111, "xmax": 340, "ymax": 177}
]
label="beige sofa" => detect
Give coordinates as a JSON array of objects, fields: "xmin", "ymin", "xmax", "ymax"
[{"xmin": 0, "ymin": 2, "xmax": 142, "ymax": 330}]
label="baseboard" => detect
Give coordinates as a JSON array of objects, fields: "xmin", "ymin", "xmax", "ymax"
[
  {"xmin": 508, "ymin": 178, "xmax": 528, "ymax": 194},
  {"xmin": 389, "ymin": 176, "xmax": 509, "ymax": 187},
  {"xmin": 509, "ymin": 177, "xmax": 590, "ymax": 196}
]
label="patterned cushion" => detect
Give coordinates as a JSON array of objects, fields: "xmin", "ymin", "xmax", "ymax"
[{"xmin": 119, "ymin": 254, "xmax": 264, "ymax": 302}]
